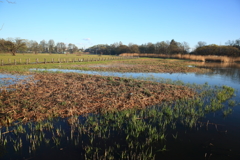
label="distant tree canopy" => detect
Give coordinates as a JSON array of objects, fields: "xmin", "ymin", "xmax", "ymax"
[
  {"xmin": 87, "ymin": 39, "xmax": 190, "ymax": 56},
  {"xmin": 193, "ymin": 38, "xmax": 240, "ymax": 57},
  {"xmin": 1, "ymin": 37, "xmax": 240, "ymax": 57},
  {"xmin": 0, "ymin": 37, "xmax": 79, "ymax": 55},
  {"xmin": 225, "ymin": 38, "xmax": 240, "ymax": 50},
  {"xmin": 193, "ymin": 45, "xmax": 240, "ymax": 57}
]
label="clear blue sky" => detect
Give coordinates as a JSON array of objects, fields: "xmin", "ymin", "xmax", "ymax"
[{"xmin": 0, "ymin": 0, "xmax": 240, "ymax": 50}]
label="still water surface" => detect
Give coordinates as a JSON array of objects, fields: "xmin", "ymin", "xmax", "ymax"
[
  {"xmin": 1, "ymin": 63, "xmax": 240, "ymax": 159},
  {"xmin": 30, "ymin": 63, "xmax": 240, "ymax": 159}
]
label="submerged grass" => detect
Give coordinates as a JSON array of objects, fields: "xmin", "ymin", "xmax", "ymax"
[{"xmin": 0, "ymin": 82, "xmax": 236, "ymax": 159}]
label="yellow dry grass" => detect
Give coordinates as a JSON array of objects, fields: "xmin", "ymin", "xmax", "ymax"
[{"xmin": 120, "ymin": 53, "xmax": 240, "ymax": 63}]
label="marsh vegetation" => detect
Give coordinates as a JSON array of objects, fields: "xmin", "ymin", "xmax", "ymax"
[{"xmin": 0, "ymin": 57, "xmax": 240, "ymax": 159}]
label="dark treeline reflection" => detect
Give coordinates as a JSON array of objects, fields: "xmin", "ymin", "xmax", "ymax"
[{"xmin": 193, "ymin": 62, "xmax": 240, "ymax": 83}]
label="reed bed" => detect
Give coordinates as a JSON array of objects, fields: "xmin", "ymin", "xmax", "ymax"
[
  {"xmin": 120, "ymin": 53, "xmax": 240, "ymax": 63},
  {"xmin": 0, "ymin": 72, "xmax": 195, "ymax": 126}
]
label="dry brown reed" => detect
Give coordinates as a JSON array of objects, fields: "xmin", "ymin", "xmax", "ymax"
[
  {"xmin": 120, "ymin": 53, "xmax": 240, "ymax": 63},
  {"xmin": 0, "ymin": 73, "xmax": 195, "ymax": 126}
]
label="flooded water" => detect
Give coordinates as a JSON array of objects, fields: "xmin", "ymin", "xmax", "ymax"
[
  {"xmin": 1, "ymin": 63, "xmax": 240, "ymax": 160},
  {"xmin": 30, "ymin": 63, "xmax": 240, "ymax": 92},
  {"xmin": 0, "ymin": 74, "xmax": 33, "ymax": 89}
]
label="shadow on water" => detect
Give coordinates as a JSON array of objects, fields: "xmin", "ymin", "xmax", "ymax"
[{"xmin": 0, "ymin": 62, "xmax": 240, "ymax": 159}]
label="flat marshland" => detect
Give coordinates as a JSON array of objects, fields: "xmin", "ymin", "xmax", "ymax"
[
  {"xmin": 0, "ymin": 54, "xmax": 239, "ymax": 159},
  {"xmin": 0, "ymin": 53, "xmax": 210, "ymax": 73},
  {"xmin": 0, "ymin": 55, "xmax": 227, "ymax": 126}
]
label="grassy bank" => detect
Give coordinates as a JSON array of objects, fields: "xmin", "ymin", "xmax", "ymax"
[
  {"xmin": 0, "ymin": 53, "xmax": 120, "ymax": 67},
  {"xmin": 0, "ymin": 53, "xmax": 111, "ymax": 62}
]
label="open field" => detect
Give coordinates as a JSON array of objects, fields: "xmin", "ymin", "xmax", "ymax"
[
  {"xmin": 0, "ymin": 56, "xmax": 210, "ymax": 74},
  {"xmin": 0, "ymin": 53, "xmax": 122, "ymax": 65}
]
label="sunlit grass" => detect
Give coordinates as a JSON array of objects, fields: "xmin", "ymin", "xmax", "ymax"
[{"xmin": 0, "ymin": 53, "xmax": 114, "ymax": 62}]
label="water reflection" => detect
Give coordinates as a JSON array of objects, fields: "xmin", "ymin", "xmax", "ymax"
[
  {"xmin": 1, "ymin": 64, "xmax": 239, "ymax": 159},
  {"xmin": 30, "ymin": 63, "xmax": 240, "ymax": 89},
  {"xmin": 191, "ymin": 62, "xmax": 240, "ymax": 84},
  {"xmin": 0, "ymin": 74, "xmax": 33, "ymax": 88}
]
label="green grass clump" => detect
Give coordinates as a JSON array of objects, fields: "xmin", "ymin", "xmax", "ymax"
[
  {"xmin": 216, "ymin": 85, "xmax": 235, "ymax": 102},
  {"xmin": 228, "ymin": 100, "xmax": 236, "ymax": 107},
  {"xmin": 223, "ymin": 108, "xmax": 233, "ymax": 117}
]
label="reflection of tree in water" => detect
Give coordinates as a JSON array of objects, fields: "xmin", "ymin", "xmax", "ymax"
[
  {"xmin": 193, "ymin": 62, "xmax": 240, "ymax": 83},
  {"xmin": 211, "ymin": 68, "xmax": 240, "ymax": 82}
]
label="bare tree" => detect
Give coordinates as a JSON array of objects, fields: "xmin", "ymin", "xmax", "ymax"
[
  {"xmin": 196, "ymin": 41, "xmax": 207, "ymax": 48},
  {"xmin": 29, "ymin": 40, "xmax": 39, "ymax": 54},
  {"xmin": 48, "ymin": 39, "xmax": 55, "ymax": 53},
  {"xmin": 39, "ymin": 40, "xmax": 47, "ymax": 53},
  {"xmin": 72, "ymin": 44, "xmax": 78, "ymax": 53},
  {"xmin": 68, "ymin": 43, "xmax": 74, "ymax": 53},
  {"xmin": 56, "ymin": 42, "xmax": 66, "ymax": 53},
  {"xmin": 225, "ymin": 40, "xmax": 235, "ymax": 46},
  {"xmin": 181, "ymin": 42, "xmax": 190, "ymax": 53},
  {"xmin": 0, "ymin": 38, "xmax": 26, "ymax": 56}
]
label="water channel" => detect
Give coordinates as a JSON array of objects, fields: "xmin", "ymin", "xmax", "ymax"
[{"xmin": 1, "ymin": 62, "xmax": 240, "ymax": 159}]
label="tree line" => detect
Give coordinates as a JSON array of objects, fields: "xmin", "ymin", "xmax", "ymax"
[
  {"xmin": 86, "ymin": 39, "xmax": 191, "ymax": 56},
  {"xmin": 1, "ymin": 37, "xmax": 240, "ymax": 57},
  {"xmin": 87, "ymin": 38, "xmax": 240, "ymax": 57},
  {"xmin": 192, "ymin": 39, "xmax": 240, "ymax": 56},
  {"xmin": 0, "ymin": 38, "xmax": 79, "ymax": 56}
]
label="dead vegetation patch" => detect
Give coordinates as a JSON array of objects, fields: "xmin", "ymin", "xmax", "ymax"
[{"xmin": 0, "ymin": 73, "xmax": 195, "ymax": 126}]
